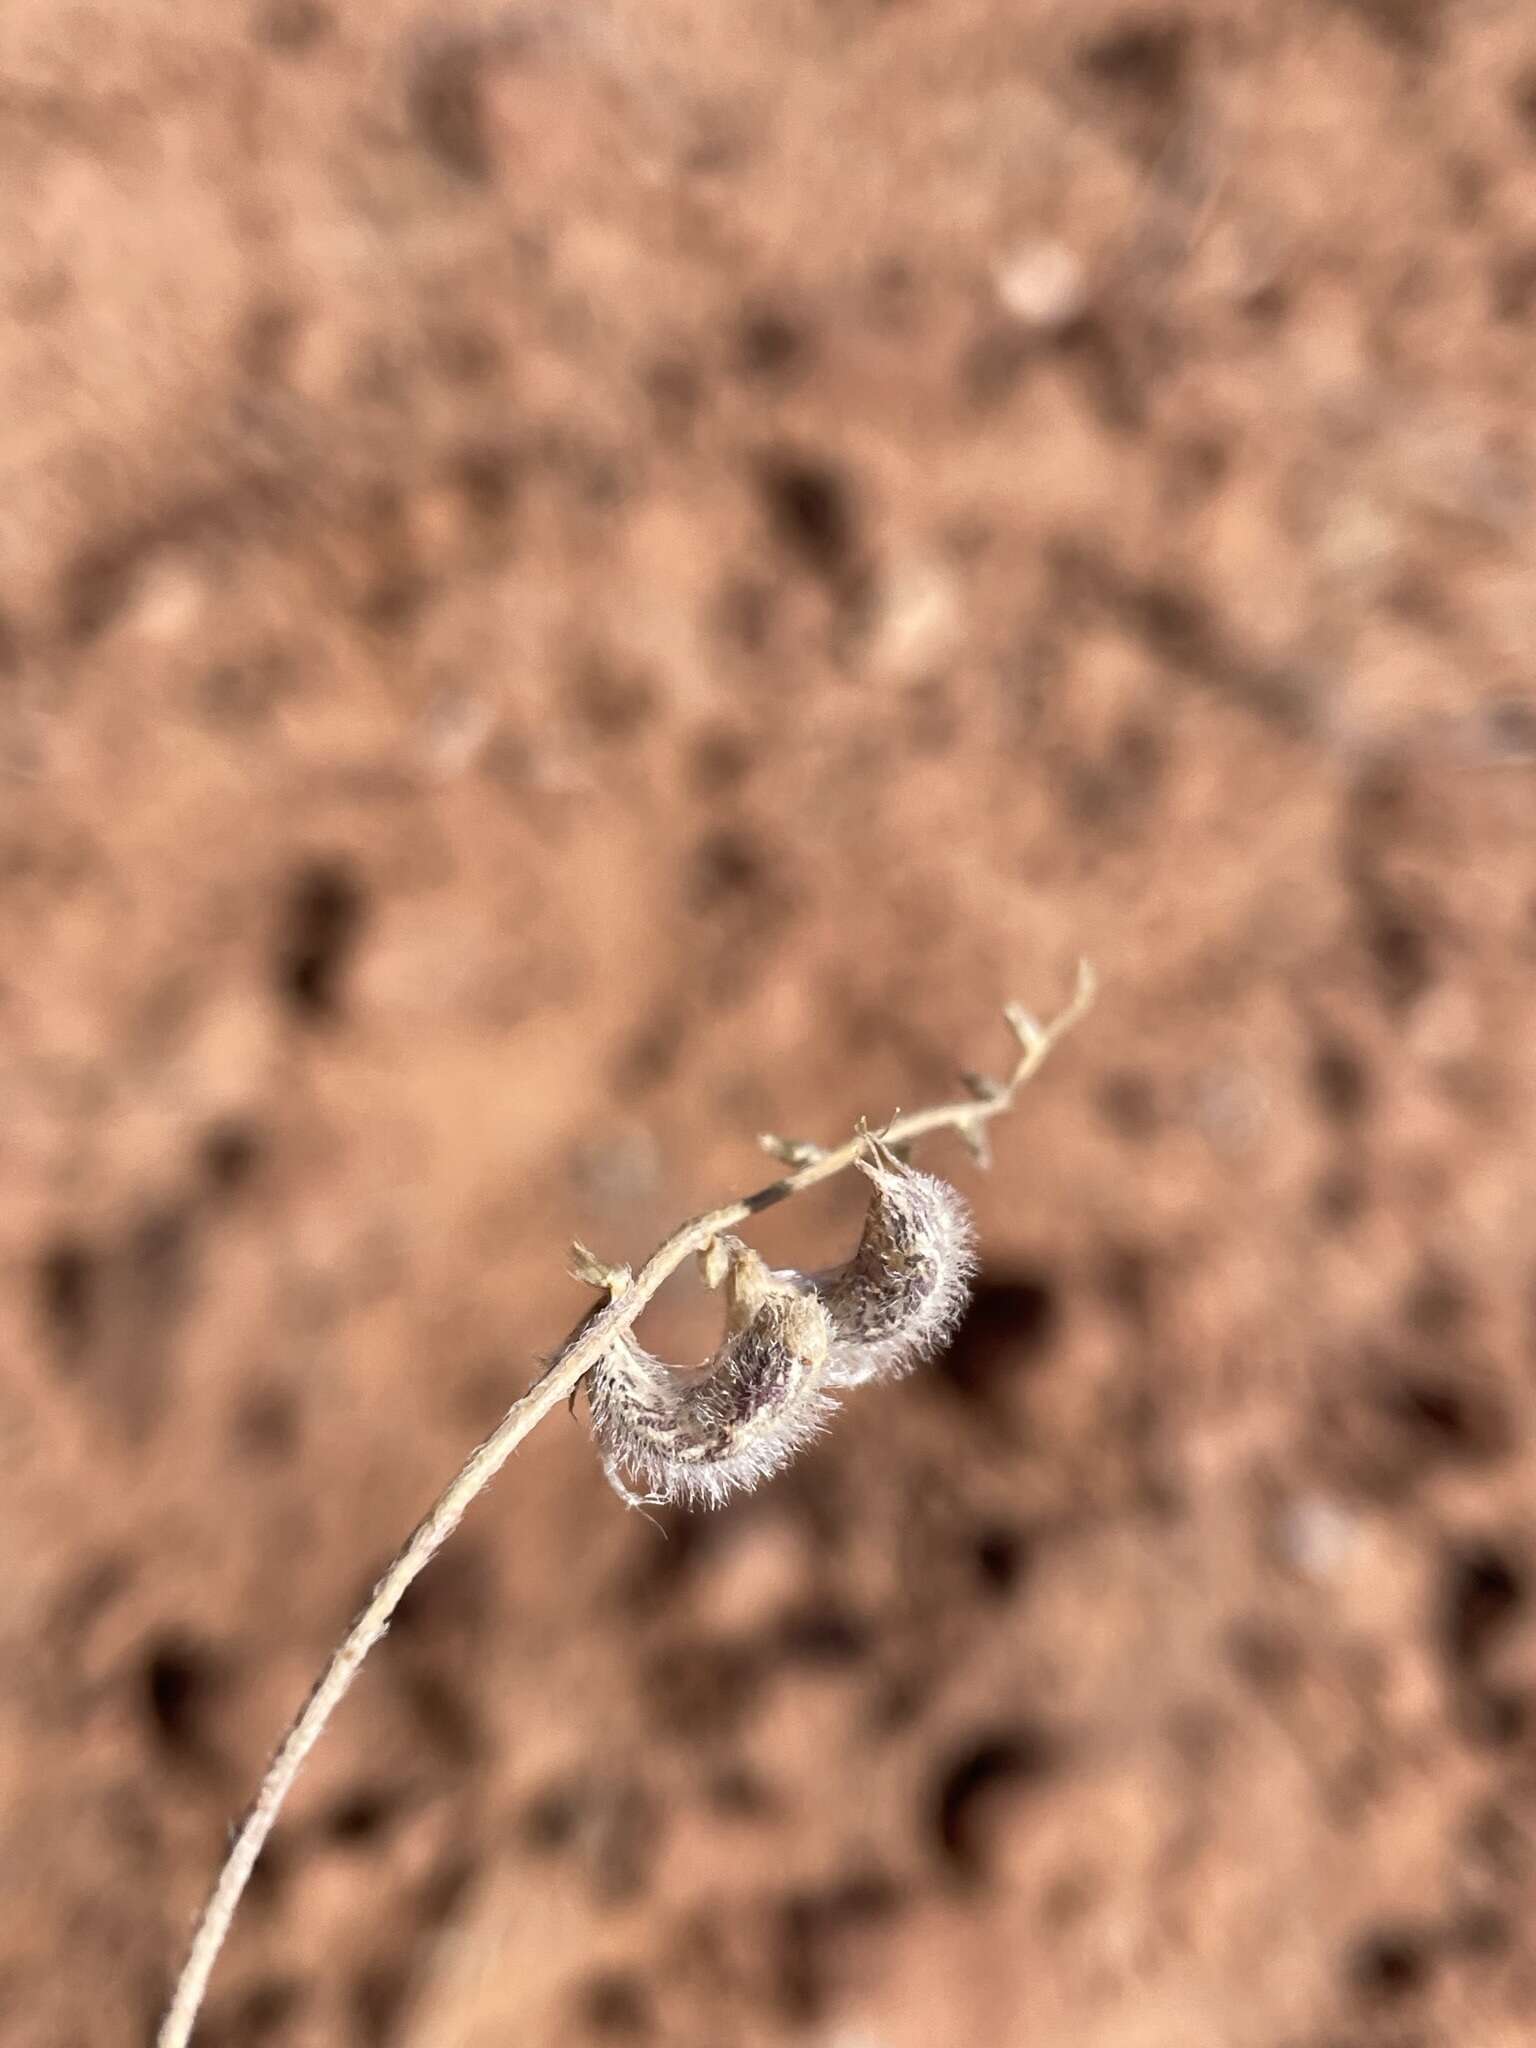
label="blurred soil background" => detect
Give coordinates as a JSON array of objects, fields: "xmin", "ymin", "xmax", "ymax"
[{"xmin": 4, "ymin": 2, "xmax": 1536, "ymax": 2044}]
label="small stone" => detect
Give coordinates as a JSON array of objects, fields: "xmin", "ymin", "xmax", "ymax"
[
  {"xmin": 1276, "ymin": 1495, "xmax": 1359, "ymax": 1581},
  {"xmin": 995, "ymin": 240, "xmax": 1089, "ymax": 332},
  {"xmin": 869, "ymin": 558, "xmax": 961, "ymax": 684}
]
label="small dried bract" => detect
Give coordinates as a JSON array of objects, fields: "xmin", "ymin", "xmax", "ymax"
[{"xmin": 587, "ymin": 1146, "xmax": 975, "ymax": 1505}]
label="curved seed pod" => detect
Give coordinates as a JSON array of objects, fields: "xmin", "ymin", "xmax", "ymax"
[
  {"xmin": 808, "ymin": 1141, "xmax": 977, "ymax": 1388},
  {"xmin": 587, "ymin": 1242, "xmax": 837, "ymax": 1509}
]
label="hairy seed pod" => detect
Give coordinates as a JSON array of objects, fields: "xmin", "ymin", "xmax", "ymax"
[
  {"xmin": 587, "ymin": 1242, "xmax": 837, "ymax": 1509},
  {"xmin": 808, "ymin": 1142, "xmax": 977, "ymax": 1388}
]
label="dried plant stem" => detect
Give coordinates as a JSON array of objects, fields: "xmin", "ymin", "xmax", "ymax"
[{"xmin": 157, "ymin": 963, "xmax": 1095, "ymax": 2048}]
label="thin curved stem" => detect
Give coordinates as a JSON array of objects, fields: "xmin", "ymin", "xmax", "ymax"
[{"xmin": 156, "ymin": 964, "xmax": 1094, "ymax": 2048}]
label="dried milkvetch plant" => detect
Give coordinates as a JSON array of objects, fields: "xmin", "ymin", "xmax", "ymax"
[
  {"xmin": 156, "ymin": 966, "xmax": 1095, "ymax": 2048},
  {"xmin": 586, "ymin": 1146, "xmax": 978, "ymax": 1505}
]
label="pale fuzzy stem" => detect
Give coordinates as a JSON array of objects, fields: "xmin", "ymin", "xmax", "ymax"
[{"xmin": 156, "ymin": 963, "xmax": 1095, "ymax": 2048}]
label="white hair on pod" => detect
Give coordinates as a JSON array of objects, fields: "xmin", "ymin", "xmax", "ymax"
[
  {"xmin": 587, "ymin": 1241, "xmax": 838, "ymax": 1509},
  {"xmin": 806, "ymin": 1141, "xmax": 977, "ymax": 1389}
]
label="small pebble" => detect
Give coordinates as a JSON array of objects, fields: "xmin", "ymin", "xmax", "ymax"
[
  {"xmin": 995, "ymin": 240, "xmax": 1090, "ymax": 332},
  {"xmin": 1277, "ymin": 1495, "xmax": 1359, "ymax": 1581}
]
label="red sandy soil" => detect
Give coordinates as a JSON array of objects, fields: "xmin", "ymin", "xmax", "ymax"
[{"xmin": 4, "ymin": 3, "xmax": 1536, "ymax": 2045}]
